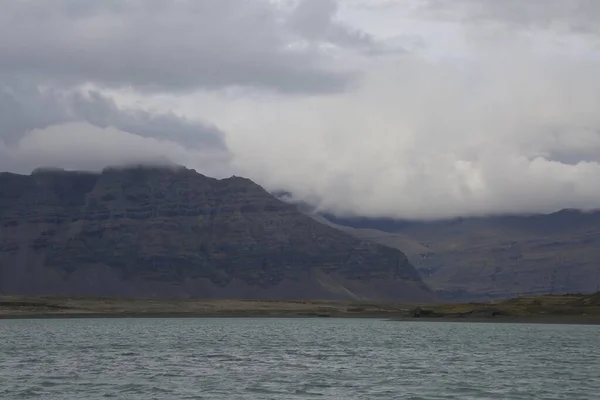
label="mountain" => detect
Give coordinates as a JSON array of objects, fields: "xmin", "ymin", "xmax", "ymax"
[
  {"xmin": 0, "ymin": 166, "xmax": 432, "ymax": 301},
  {"xmin": 321, "ymin": 211, "xmax": 600, "ymax": 301}
]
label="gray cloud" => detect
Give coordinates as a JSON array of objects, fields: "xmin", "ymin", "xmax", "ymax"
[
  {"xmin": 0, "ymin": 82, "xmax": 231, "ymax": 176},
  {"xmin": 3, "ymin": 0, "xmax": 600, "ymax": 220},
  {"xmin": 289, "ymin": 0, "xmax": 385, "ymax": 54},
  {"xmin": 0, "ymin": 0, "xmax": 369, "ymax": 94},
  {"xmin": 0, "ymin": 122, "xmax": 231, "ymax": 177},
  {"xmin": 69, "ymin": 92, "xmax": 227, "ymax": 150},
  {"xmin": 0, "ymin": 82, "xmax": 70, "ymax": 145},
  {"xmin": 0, "ymin": 83, "xmax": 227, "ymax": 149},
  {"xmin": 424, "ymin": 0, "xmax": 600, "ymax": 36},
  {"xmin": 0, "ymin": 0, "xmax": 381, "ymax": 179}
]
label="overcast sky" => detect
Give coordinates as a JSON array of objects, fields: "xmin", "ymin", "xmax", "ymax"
[{"xmin": 2, "ymin": 0, "xmax": 600, "ymax": 219}]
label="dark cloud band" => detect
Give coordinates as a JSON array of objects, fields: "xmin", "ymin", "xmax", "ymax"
[{"xmin": 0, "ymin": 0, "xmax": 367, "ymax": 94}]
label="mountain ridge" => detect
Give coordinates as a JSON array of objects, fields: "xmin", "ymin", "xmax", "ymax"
[
  {"xmin": 0, "ymin": 165, "xmax": 432, "ymax": 301},
  {"xmin": 315, "ymin": 210, "xmax": 600, "ymax": 301}
]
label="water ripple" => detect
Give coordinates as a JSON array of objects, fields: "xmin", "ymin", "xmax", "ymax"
[{"xmin": 1, "ymin": 318, "xmax": 599, "ymax": 399}]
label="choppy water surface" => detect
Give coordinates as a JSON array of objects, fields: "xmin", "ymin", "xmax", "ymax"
[{"xmin": 1, "ymin": 318, "xmax": 599, "ymax": 399}]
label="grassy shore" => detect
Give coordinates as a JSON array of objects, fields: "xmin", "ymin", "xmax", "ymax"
[{"xmin": 1, "ymin": 293, "xmax": 600, "ymax": 323}]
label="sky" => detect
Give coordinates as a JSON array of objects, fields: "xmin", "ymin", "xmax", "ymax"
[{"xmin": 2, "ymin": 0, "xmax": 600, "ymax": 219}]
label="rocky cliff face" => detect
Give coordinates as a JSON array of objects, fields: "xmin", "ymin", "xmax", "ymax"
[
  {"xmin": 322, "ymin": 211, "xmax": 600, "ymax": 301},
  {"xmin": 0, "ymin": 166, "xmax": 432, "ymax": 301}
]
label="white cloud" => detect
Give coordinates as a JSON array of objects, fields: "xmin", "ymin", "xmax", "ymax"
[
  {"xmin": 0, "ymin": 122, "xmax": 231, "ymax": 178},
  {"xmin": 202, "ymin": 27, "xmax": 600, "ymax": 219},
  {"xmin": 2, "ymin": 0, "xmax": 600, "ymax": 219}
]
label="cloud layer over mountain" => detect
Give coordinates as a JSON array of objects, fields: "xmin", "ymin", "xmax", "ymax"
[{"xmin": 1, "ymin": 0, "xmax": 600, "ymax": 219}]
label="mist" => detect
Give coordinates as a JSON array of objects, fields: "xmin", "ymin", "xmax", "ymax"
[{"xmin": 2, "ymin": 0, "xmax": 600, "ymax": 219}]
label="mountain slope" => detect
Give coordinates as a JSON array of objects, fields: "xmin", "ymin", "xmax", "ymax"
[
  {"xmin": 0, "ymin": 166, "xmax": 432, "ymax": 301},
  {"xmin": 322, "ymin": 211, "xmax": 600, "ymax": 301}
]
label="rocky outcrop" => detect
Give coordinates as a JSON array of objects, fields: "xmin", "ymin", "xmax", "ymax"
[
  {"xmin": 0, "ymin": 166, "xmax": 432, "ymax": 301},
  {"xmin": 322, "ymin": 212, "xmax": 600, "ymax": 301}
]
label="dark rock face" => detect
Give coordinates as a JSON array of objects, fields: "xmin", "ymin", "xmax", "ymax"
[
  {"xmin": 0, "ymin": 166, "xmax": 432, "ymax": 301},
  {"xmin": 321, "ymin": 211, "xmax": 600, "ymax": 301}
]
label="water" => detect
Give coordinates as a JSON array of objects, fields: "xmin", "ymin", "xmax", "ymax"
[{"xmin": 0, "ymin": 318, "xmax": 599, "ymax": 399}]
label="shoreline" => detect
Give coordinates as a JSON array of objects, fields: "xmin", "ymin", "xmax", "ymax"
[
  {"xmin": 0, "ymin": 312, "xmax": 379, "ymax": 320},
  {"xmin": 2, "ymin": 313, "xmax": 600, "ymax": 325},
  {"xmin": 391, "ymin": 315, "xmax": 600, "ymax": 325},
  {"xmin": 2, "ymin": 294, "xmax": 599, "ymax": 325}
]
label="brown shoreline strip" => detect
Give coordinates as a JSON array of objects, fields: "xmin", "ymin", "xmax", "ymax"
[
  {"xmin": 2, "ymin": 313, "xmax": 600, "ymax": 325},
  {"xmin": 2, "ymin": 293, "xmax": 599, "ymax": 323}
]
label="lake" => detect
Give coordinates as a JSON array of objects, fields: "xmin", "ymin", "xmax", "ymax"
[{"xmin": 1, "ymin": 318, "xmax": 598, "ymax": 399}]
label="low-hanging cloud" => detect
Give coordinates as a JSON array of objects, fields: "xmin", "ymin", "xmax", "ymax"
[
  {"xmin": 0, "ymin": 83, "xmax": 232, "ymax": 176},
  {"xmin": 212, "ymin": 8, "xmax": 600, "ymax": 219},
  {"xmin": 0, "ymin": 122, "xmax": 230, "ymax": 177},
  {"xmin": 0, "ymin": 0, "xmax": 379, "ymax": 180},
  {"xmin": 2, "ymin": 0, "xmax": 600, "ymax": 220}
]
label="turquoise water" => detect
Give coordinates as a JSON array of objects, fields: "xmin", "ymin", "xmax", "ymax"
[{"xmin": 1, "ymin": 318, "xmax": 599, "ymax": 399}]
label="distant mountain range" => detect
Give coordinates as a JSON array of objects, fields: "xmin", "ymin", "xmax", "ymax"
[
  {"xmin": 0, "ymin": 166, "xmax": 432, "ymax": 301},
  {"xmin": 4, "ymin": 165, "xmax": 597, "ymax": 303},
  {"xmin": 316, "ymin": 210, "xmax": 600, "ymax": 301}
]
